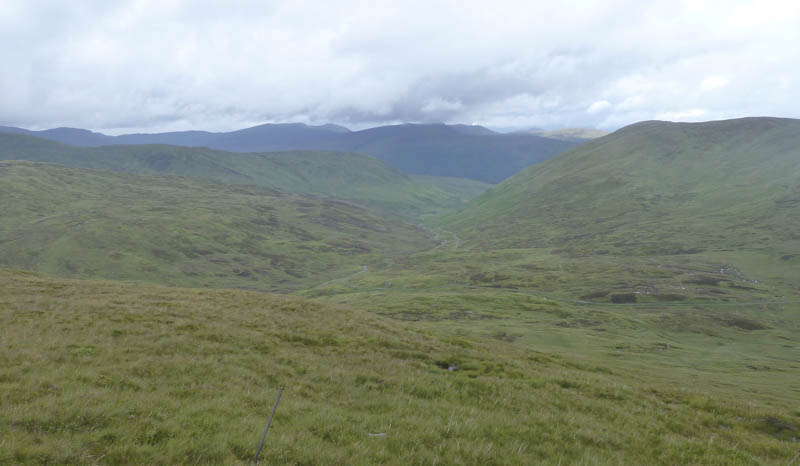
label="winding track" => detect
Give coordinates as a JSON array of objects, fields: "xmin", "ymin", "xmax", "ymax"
[
  {"xmin": 311, "ymin": 221, "xmax": 458, "ymax": 290},
  {"xmin": 316, "ymin": 265, "xmax": 368, "ymax": 288}
]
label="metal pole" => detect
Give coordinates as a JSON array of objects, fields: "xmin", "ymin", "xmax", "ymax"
[{"xmin": 253, "ymin": 386, "xmax": 283, "ymax": 464}]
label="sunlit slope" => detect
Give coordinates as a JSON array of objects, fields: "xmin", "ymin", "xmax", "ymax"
[
  {"xmin": 0, "ymin": 162, "xmax": 433, "ymax": 291},
  {"xmin": 0, "ymin": 133, "xmax": 490, "ymax": 215},
  {"xmin": 445, "ymin": 117, "xmax": 800, "ymax": 260},
  {"xmin": 2, "ymin": 269, "xmax": 798, "ymax": 464}
]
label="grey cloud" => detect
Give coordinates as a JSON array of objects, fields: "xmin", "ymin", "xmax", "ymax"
[{"xmin": 1, "ymin": 0, "xmax": 799, "ymax": 133}]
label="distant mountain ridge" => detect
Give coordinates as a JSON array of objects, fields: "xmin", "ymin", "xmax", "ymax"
[
  {"xmin": 0, "ymin": 122, "xmax": 350, "ymax": 149},
  {"xmin": 0, "ymin": 122, "xmax": 579, "ymax": 182},
  {"xmin": 513, "ymin": 127, "xmax": 609, "ymax": 142}
]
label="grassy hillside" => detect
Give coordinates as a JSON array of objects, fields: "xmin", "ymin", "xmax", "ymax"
[
  {"xmin": 3, "ymin": 269, "xmax": 799, "ymax": 464},
  {"xmin": 0, "ymin": 133, "xmax": 490, "ymax": 216},
  {"xmin": 0, "ymin": 161, "xmax": 434, "ymax": 292},
  {"xmin": 439, "ymin": 117, "xmax": 800, "ymax": 296},
  {"xmin": 446, "ymin": 117, "xmax": 800, "ymax": 253}
]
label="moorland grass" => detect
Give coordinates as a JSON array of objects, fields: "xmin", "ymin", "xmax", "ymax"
[
  {"xmin": 304, "ymin": 245, "xmax": 800, "ymax": 406},
  {"xmin": 2, "ymin": 269, "xmax": 799, "ymax": 465}
]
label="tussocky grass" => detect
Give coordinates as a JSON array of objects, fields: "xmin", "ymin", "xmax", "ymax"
[{"xmin": 2, "ymin": 268, "xmax": 799, "ymax": 465}]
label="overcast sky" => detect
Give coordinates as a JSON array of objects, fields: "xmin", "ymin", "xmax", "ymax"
[{"xmin": 1, "ymin": 0, "xmax": 799, "ymax": 134}]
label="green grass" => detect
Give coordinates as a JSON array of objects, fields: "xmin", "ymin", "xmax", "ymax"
[
  {"xmin": 0, "ymin": 161, "xmax": 435, "ymax": 292},
  {"xmin": 0, "ymin": 132, "xmax": 491, "ymax": 216},
  {"xmin": 2, "ymin": 269, "xmax": 799, "ymax": 464},
  {"xmin": 301, "ymin": 243, "xmax": 800, "ymax": 399}
]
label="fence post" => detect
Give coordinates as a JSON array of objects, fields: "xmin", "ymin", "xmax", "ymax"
[{"xmin": 253, "ymin": 386, "xmax": 284, "ymax": 464}]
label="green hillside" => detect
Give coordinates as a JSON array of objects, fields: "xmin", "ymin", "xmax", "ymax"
[
  {"xmin": 446, "ymin": 118, "xmax": 800, "ymax": 252},
  {"xmin": 439, "ymin": 117, "xmax": 800, "ymax": 297},
  {"xmin": 0, "ymin": 161, "xmax": 433, "ymax": 292},
  {"xmin": 3, "ymin": 268, "xmax": 798, "ymax": 464},
  {"xmin": 0, "ymin": 133, "xmax": 490, "ymax": 215}
]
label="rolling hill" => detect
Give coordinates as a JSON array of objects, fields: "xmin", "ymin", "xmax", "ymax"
[
  {"xmin": 0, "ymin": 161, "xmax": 435, "ymax": 292},
  {"xmin": 446, "ymin": 117, "xmax": 800, "ymax": 255},
  {"xmin": 432, "ymin": 117, "xmax": 800, "ymax": 300},
  {"xmin": 0, "ymin": 122, "xmax": 580, "ymax": 182},
  {"xmin": 0, "ymin": 132, "xmax": 489, "ymax": 215}
]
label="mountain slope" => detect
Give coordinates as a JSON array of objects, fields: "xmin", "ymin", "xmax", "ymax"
[
  {"xmin": 446, "ymin": 117, "xmax": 800, "ymax": 256},
  {"xmin": 0, "ymin": 123, "xmax": 580, "ymax": 182},
  {"xmin": 0, "ymin": 161, "xmax": 434, "ymax": 291},
  {"xmin": 433, "ymin": 117, "xmax": 800, "ymax": 301},
  {"xmin": 0, "ymin": 133, "xmax": 489, "ymax": 215}
]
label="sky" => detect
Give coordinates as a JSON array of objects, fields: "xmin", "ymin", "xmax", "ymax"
[{"xmin": 1, "ymin": 0, "xmax": 799, "ymax": 134}]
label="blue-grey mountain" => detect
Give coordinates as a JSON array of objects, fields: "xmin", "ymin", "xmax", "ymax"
[{"xmin": 0, "ymin": 122, "xmax": 579, "ymax": 182}]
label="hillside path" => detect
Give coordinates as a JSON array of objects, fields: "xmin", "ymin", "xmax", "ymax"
[{"xmin": 317, "ymin": 265, "xmax": 368, "ymax": 288}]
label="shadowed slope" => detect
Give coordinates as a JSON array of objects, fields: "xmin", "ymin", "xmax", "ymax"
[{"xmin": 303, "ymin": 123, "xmax": 578, "ymax": 182}]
